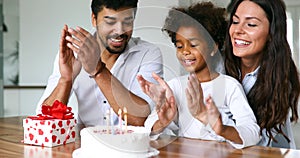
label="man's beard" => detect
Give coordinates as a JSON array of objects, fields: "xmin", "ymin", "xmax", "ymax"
[
  {"xmin": 106, "ymin": 44, "xmax": 127, "ymax": 54},
  {"xmin": 104, "ymin": 34, "xmax": 129, "ymax": 54}
]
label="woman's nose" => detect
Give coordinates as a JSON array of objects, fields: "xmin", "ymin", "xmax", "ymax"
[{"xmin": 232, "ymin": 24, "xmax": 245, "ymax": 34}]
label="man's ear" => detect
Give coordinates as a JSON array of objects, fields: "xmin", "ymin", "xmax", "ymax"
[{"xmin": 92, "ymin": 13, "xmax": 97, "ymax": 27}]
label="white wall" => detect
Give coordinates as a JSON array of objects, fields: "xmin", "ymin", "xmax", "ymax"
[{"xmin": 19, "ymin": 0, "xmax": 92, "ymax": 86}]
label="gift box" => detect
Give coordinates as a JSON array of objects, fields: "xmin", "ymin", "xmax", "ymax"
[{"xmin": 23, "ymin": 100, "xmax": 77, "ymax": 147}]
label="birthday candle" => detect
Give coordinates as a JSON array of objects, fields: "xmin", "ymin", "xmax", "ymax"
[
  {"xmin": 123, "ymin": 107, "xmax": 127, "ymax": 133},
  {"xmin": 106, "ymin": 109, "xmax": 110, "ymax": 134},
  {"xmin": 118, "ymin": 108, "xmax": 122, "ymax": 132},
  {"xmin": 110, "ymin": 108, "xmax": 114, "ymax": 134}
]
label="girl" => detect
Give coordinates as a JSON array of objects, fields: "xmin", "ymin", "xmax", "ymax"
[{"xmin": 137, "ymin": 2, "xmax": 260, "ymax": 149}]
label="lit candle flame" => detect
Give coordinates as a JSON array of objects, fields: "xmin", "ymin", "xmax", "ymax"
[{"xmin": 118, "ymin": 108, "xmax": 122, "ymax": 132}]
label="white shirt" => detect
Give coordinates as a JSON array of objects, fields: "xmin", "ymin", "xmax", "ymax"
[
  {"xmin": 241, "ymin": 67, "xmax": 296, "ymax": 149},
  {"xmin": 145, "ymin": 74, "xmax": 260, "ymax": 149},
  {"xmin": 36, "ymin": 37, "xmax": 163, "ymax": 126}
]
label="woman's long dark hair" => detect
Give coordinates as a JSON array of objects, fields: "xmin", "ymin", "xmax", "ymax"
[{"xmin": 224, "ymin": 0, "xmax": 300, "ymax": 145}]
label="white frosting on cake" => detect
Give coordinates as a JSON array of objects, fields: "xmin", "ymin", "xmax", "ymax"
[{"xmin": 78, "ymin": 126, "xmax": 155, "ymax": 157}]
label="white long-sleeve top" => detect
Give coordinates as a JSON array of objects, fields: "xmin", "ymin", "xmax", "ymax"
[{"xmin": 145, "ymin": 74, "xmax": 260, "ymax": 149}]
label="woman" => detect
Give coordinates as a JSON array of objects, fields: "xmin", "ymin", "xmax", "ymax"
[{"xmin": 224, "ymin": 0, "xmax": 300, "ymax": 148}]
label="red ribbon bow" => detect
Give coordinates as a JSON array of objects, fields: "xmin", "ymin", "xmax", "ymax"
[{"xmin": 29, "ymin": 100, "xmax": 74, "ymax": 120}]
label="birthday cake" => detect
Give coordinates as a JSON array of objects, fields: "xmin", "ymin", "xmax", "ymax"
[{"xmin": 73, "ymin": 126, "xmax": 159, "ymax": 158}]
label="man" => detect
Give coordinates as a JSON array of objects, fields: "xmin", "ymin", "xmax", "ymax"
[{"xmin": 36, "ymin": 0, "xmax": 163, "ymax": 127}]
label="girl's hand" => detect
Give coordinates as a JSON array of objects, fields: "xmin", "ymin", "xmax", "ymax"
[
  {"xmin": 205, "ymin": 96, "xmax": 222, "ymax": 134},
  {"xmin": 157, "ymin": 96, "xmax": 177, "ymax": 128},
  {"xmin": 137, "ymin": 72, "xmax": 174, "ymax": 109},
  {"xmin": 186, "ymin": 73, "xmax": 207, "ymax": 124}
]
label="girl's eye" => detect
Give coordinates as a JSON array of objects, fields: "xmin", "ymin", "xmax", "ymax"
[
  {"xmin": 175, "ymin": 43, "xmax": 183, "ymax": 49},
  {"xmin": 176, "ymin": 45, "xmax": 183, "ymax": 49}
]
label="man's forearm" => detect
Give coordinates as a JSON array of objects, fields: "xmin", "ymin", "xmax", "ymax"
[
  {"xmin": 94, "ymin": 68, "xmax": 150, "ymax": 126},
  {"xmin": 42, "ymin": 78, "xmax": 73, "ymax": 106}
]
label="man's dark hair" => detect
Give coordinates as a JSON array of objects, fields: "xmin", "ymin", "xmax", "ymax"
[{"xmin": 91, "ymin": 0, "xmax": 138, "ymax": 18}]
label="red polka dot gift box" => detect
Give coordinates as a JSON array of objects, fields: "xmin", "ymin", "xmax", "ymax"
[{"xmin": 23, "ymin": 100, "xmax": 77, "ymax": 147}]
